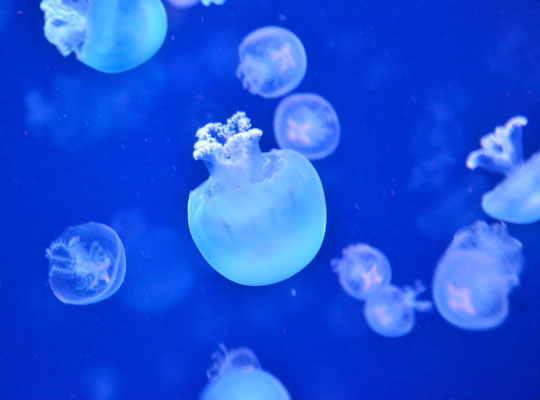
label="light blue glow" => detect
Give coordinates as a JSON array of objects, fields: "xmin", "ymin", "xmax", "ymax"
[
  {"xmin": 201, "ymin": 0, "xmax": 225, "ymax": 5},
  {"xmin": 46, "ymin": 222, "xmax": 126, "ymax": 305},
  {"xmin": 40, "ymin": 0, "xmax": 167, "ymax": 73},
  {"xmin": 188, "ymin": 112, "xmax": 326, "ymax": 286},
  {"xmin": 432, "ymin": 221, "xmax": 523, "ymax": 330}
]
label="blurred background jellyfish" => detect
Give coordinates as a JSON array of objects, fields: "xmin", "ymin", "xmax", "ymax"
[
  {"xmin": 167, "ymin": 0, "xmax": 199, "ymax": 8},
  {"xmin": 467, "ymin": 116, "xmax": 540, "ymax": 224},
  {"xmin": 237, "ymin": 26, "xmax": 307, "ymax": 98},
  {"xmin": 201, "ymin": 0, "xmax": 225, "ymax": 5},
  {"xmin": 188, "ymin": 112, "xmax": 326, "ymax": 286},
  {"xmin": 364, "ymin": 282, "xmax": 432, "ymax": 337},
  {"xmin": 200, "ymin": 345, "xmax": 291, "ymax": 400},
  {"xmin": 331, "ymin": 243, "xmax": 391, "ymax": 301},
  {"xmin": 432, "ymin": 221, "xmax": 523, "ymax": 330},
  {"xmin": 81, "ymin": 365, "xmax": 122, "ymax": 400},
  {"xmin": 40, "ymin": 0, "xmax": 167, "ymax": 73},
  {"xmin": 273, "ymin": 93, "xmax": 340, "ymax": 160},
  {"xmin": 46, "ymin": 222, "xmax": 126, "ymax": 305}
]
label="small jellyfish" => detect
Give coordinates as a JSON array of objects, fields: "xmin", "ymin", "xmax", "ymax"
[
  {"xmin": 200, "ymin": 0, "xmax": 225, "ymax": 5},
  {"xmin": 364, "ymin": 283, "xmax": 432, "ymax": 337},
  {"xmin": 40, "ymin": 0, "xmax": 167, "ymax": 73},
  {"xmin": 201, "ymin": 345, "xmax": 290, "ymax": 400},
  {"xmin": 274, "ymin": 93, "xmax": 340, "ymax": 160},
  {"xmin": 167, "ymin": 0, "xmax": 199, "ymax": 8},
  {"xmin": 46, "ymin": 222, "xmax": 126, "ymax": 305},
  {"xmin": 237, "ymin": 26, "xmax": 307, "ymax": 98},
  {"xmin": 432, "ymin": 221, "xmax": 523, "ymax": 330},
  {"xmin": 331, "ymin": 243, "xmax": 391, "ymax": 300},
  {"xmin": 467, "ymin": 116, "xmax": 540, "ymax": 224}
]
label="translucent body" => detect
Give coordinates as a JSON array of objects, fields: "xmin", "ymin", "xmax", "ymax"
[
  {"xmin": 40, "ymin": 0, "xmax": 167, "ymax": 73},
  {"xmin": 467, "ymin": 116, "xmax": 540, "ymax": 223},
  {"xmin": 167, "ymin": 0, "xmax": 199, "ymax": 8},
  {"xmin": 364, "ymin": 283, "xmax": 432, "ymax": 337},
  {"xmin": 237, "ymin": 26, "xmax": 307, "ymax": 98},
  {"xmin": 432, "ymin": 221, "xmax": 523, "ymax": 330},
  {"xmin": 46, "ymin": 222, "xmax": 126, "ymax": 305},
  {"xmin": 188, "ymin": 112, "xmax": 326, "ymax": 286},
  {"xmin": 331, "ymin": 243, "xmax": 391, "ymax": 300},
  {"xmin": 274, "ymin": 93, "xmax": 340, "ymax": 160}
]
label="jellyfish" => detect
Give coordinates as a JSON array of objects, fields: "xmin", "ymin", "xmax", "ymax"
[
  {"xmin": 274, "ymin": 93, "xmax": 340, "ymax": 160},
  {"xmin": 188, "ymin": 112, "xmax": 326, "ymax": 286},
  {"xmin": 167, "ymin": 0, "xmax": 199, "ymax": 8},
  {"xmin": 364, "ymin": 282, "xmax": 432, "ymax": 337},
  {"xmin": 467, "ymin": 116, "xmax": 540, "ymax": 224},
  {"xmin": 200, "ymin": 0, "xmax": 225, "ymax": 5},
  {"xmin": 200, "ymin": 345, "xmax": 290, "ymax": 400},
  {"xmin": 331, "ymin": 243, "xmax": 391, "ymax": 301},
  {"xmin": 432, "ymin": 221, "xmax": 523, "ymax": 330},
  {"xmin": 46, "ymin": 222, "xmax": 126, "ymax": 305},
  {"xmin": 237, "ymin": 26, "xmax": 307, "ymax": 98},
  {"xmin": 40, "ymin": 0, "xmax": 167, "ymax": 73}
]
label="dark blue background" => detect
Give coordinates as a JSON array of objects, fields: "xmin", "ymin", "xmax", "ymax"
[{"xmin": 1, "ymin": 0, "xmax": 540, "ymax": 398}]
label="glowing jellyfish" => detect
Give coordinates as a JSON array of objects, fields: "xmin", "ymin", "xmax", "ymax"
[
  {"xmin": 40, "ymin": 0, "xmax": 167, "ymax": 73},
  {"xmin": 167, "ymin": 0, "xmax": 199, "ymax": 8},
  {"xmin": 467, "ymin": 116, "xmax": 540, "ymax": 224},
  {"xmin": 201, "ymin": 0, "xmax": 225, "ymax": 5},
  {"xmin": 201, "ymin": 345, "xmax": 290, "ymax": 400},
  {"xmin": 364, "ymin": 282, "xmax": 432, "ymax": 337},
  {"xmin": 188, "ymin": 112, "xmax": 326, "ymax": 286},
  {"xmin": 237, "ymin": 26, "xmax": 307, "ymax": 98},
  {"xmin": 46, "ymin": 222, "xmax": 126, "ymax": 305},
  {"xmin": 331, "ymin": 243, "xmax": 391, "ymax": 300},
  {"xmin": 432, "ymin": 221, "xmax": 523, "ymax": 330},
  {"xmin": 274, "ymin": 93, "xmax": 340, "ymax": 160}
]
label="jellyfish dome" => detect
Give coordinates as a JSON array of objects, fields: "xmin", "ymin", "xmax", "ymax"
[
  {"xmin": 432, "ymin": 221, "xmax": 523, "ymax": 330},
  {"xmin": 467, "ymin": 116, "xmax": 540, "ymax": 224},
  {"xmin": 188, "ymin": 112, "xmax": 326, "ymax": 286},
  {"xmin": 40, "ymin": 0, "xmax": 167, "ymax": 73},
  {"xmin": 46, "ymin": 222, "xmax": 126, "ymax": 305}
]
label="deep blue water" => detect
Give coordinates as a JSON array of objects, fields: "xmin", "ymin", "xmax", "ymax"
[{"xmin": 1, "ymin": 0, "xmax": 540, "ymax": 398}]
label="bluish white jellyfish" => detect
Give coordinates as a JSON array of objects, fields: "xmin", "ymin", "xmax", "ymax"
[
  {"xmin": 167, "ymin": 0, "xmax": 199, "ymax": 8},
  {"xmin": 467, "ymin": 116, "xmax": 540, "ymax": 224},
  {"xmin": 274, "ymin": 93, "xmax": 340, "ymax": 160},
  {"xmin": 201, "ymin": 0, "xmax": 225, "ymax": 5},
  {"xmin": 432, "ymin": 221, "xmax": 523, "ymax": 330},
  {"xmin": 364, "ymin": 282, "xmax": 432, "ymax": 337},
  {"xmin": 331, "ymin": 243, "xmax": 391, "ymax": 300},
  {"xmin": 40, "ymin": 0, "xmax": 167, "ymax": 73},
  {"xmin": 237, "ymin": 26, "xmax": 307, "ymax": 98},
  {"xmin": 188, "ymin": 112, "xmax": 326, "ymax": 286},
  {"xmin": 201, "ymin": 345, "xmax": 290, "ymax": 400},
  {"xmin": 46, "ymin": 222, "xmax": 126, "ymax": 305}
]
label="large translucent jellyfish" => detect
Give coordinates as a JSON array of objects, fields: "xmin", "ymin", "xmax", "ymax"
[
  {"xmin": 432, "ymin": 221, "xmax": 523, "ymax": 330},
  {"xmin": 331, "ymin": 243, "xmax": 391, "ymax": 300},
  {"xmin": 237, "ymin": 26, "xmax": 307, "ymax": 98},
  {"xmin": 40, "ymin": 0, "xmax": 167, "ymax": 73},
  {"xmin": 188, "ymin": 112, "xmax": 326, "ymax": 286},
  {"xmin": 364, "ymin": 283, "xmax": 432, "ymax": 337},
  {"xmin": 200, "ymin": 345, "xmax": 290, "ymax": 400},
  {"xmin": 274, "ymin": 93, "xmax": 340, "ymax": 160},
  {"xmin": 467, "ymin": 116, "xmax": 540, "ymax": 224},
  {"xmin": 46, "ymin": 222, "xmax": 126, "ymax": 305}
]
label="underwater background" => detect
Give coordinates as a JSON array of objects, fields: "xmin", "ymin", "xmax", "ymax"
[{"xmin": 1, "ymin": 0, "xmax": 540, "ymax": 398}]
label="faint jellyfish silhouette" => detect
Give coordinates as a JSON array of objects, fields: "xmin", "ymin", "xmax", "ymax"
[
  {"xmin": 188, "ymin": 112, "xmax": 326, "ymax": 286},
  {"xmin": 364, "ymin": 282, "xmax": 432, "ymax": 337},
  {"xmin": 201, "ymin": 0, "xmax": 225, "ymax": 5},
  {"xmin": 432, "ymin": 221, "xmax": 523, "ymax": 330},
  {"xmin": 237, "ymin": 26, "xmax": 307, "ymax": 98},
  {"xmin": 201, "ymin": 345, "xmax": 291, "ymax": 400},
  {"xmin": 40, "ymin": 0, "xmax": 167, "ymax": 73},
  {"xmin": 331, "ymin": 243, "xmax": 391, "ymax": 300},
  {"xmin": 274, "ymin": 93, "xmax": 340, "ymax": 160},
  {"xmin": 46, "ymin": 222, "xmax": 126, "ymax": 305},
  {"xmin": 82, "ymin": 365, "xmax": 121, "ymax": 400},
  {"xmin": 167, "ymin": 0, "xmax": 199, "ymax": 8},
  {"xmin": 467, "ymin": 116, "xmax": 540, "ymax": 224}
]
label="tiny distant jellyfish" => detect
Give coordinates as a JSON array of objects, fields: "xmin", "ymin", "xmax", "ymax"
[
  {"xmin": 364, "ymin": 282, "xmax": 432, "ymax": 337},
  {"xmin": 188, "ymin": 112, "xmax": 326, "ymax": 286},
  {"xmin": 237, "ymin": 26, "xmax": 307, "ymax": 98},
  {"xmin": 201, "ymin": 0, "xmax": 225, "ymax": 5},
  {"xmin": 432, "ymin": 221, "xmax": 523, "ymax": 330},
  {"xmin": 274, "ymin": 93, "xmax": 340, "ymax": 160},
  {"xmin": 467, "ymin": 116, "xmax": 540, "ymax": 224},
  {"xmin": 46, "ymin": 222, "xmax": 126, "ymax": 305},
  {"xmin": 331, "ymin": 243, "xmax": 391, "ymax": 300},
  {"xmin": 201, "ymin": 345, "xmax": 290, "ymax": 400},
  {"xmin": 40, "ymin": 0, "xmax": 167, "ymax": 73},
  {"xmin": 167, "ymin": 0, "xmax": 199, "ymax": 8}
]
